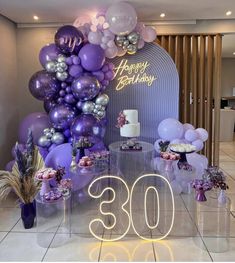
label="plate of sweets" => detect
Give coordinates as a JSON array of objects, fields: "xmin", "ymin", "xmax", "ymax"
[
  {"xmin": 160, "ymin": 151, "xmax": 180, "ymax": 161},
  {"xmin": 78, "ymin": 156, "xmax": 94, "ymax": 172},
  {"xmin": 169, "ymin": 144, "xmax": 196, "ymax": 171}
]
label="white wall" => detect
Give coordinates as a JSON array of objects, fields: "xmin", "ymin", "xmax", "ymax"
[
  {"xmin": 0, "ymin": 15, "xmax": 18, "ymax": 168},
  {"xmin": 221, "ymin": 58, "xmax": 235, "ymax": 97}
]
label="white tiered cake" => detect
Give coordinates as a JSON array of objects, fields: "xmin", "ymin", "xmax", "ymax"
[{"xmin": 120, "ymin": 109, "xmax": 140, "ymax": 138}]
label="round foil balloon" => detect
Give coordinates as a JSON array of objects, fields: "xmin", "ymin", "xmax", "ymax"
[
  {"xmin": 71, "ymin": 114, "xmax": 103, "ymax": 138},
  {"xmin": 39, "ymin": 43, "xmax": 61, "ymax": 68},
  {"xmin": 105, "ymin": 2, "xmax": 137, "ymax": 35},
  {"xmin": 29, "ymin": 70, "xmax": 60, "ymax": 100},
  {"xmin": 71, "ymin": 75, "xmax": 101, "ymax": 101},
  {"xmin": 43, "ymin": 99, "xmax": 57, "ymax": 113},
  {"xmin": 55, "ymin": 25, "xmax": 84, "ymax": 54},
  {"xmin": 79, "ymin": 44, "xmax": 105, "ymax": 71},
  {"xmin": 49, "ymin": 104, "xmax": 76, "ymax": 130}
]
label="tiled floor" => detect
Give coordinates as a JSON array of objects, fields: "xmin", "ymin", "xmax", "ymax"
[{"xmin": 0, "ymin": 142, "xmax": 235, "ymax": 261}]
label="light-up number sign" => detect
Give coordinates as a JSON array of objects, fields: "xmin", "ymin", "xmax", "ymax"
[
  {"xmin": 114, "ymin": 59, "xmax": 157, "ymax": 91},
  {"xmin": 88, "ymin": 173, "xmax": 175, "ymax": 241}
]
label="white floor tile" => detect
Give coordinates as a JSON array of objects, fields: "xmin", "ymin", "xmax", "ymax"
[
  {"xmin": 100, "ymin": 238, "xmax": 155, "ymax": 262},
  {"xmin": 153, "ymin": 237, "xmax": 212, "ymax": 261},
  {"xmin": 0, "ymin": 232, "xmax": 51, "ymax": 261},
  {"xmin": 0, "ymin": 232, "xmax": 7, "ymax": 242},
  {"xmin": 210, "ymin": 237, "xmax": 235, "ymax": 261},
  {"xmin": 11, "ymin": 218, "xmax": 37, "ymax": 233},
  {"xmin": 43, "ymin": 234, "xmax": 101, "ymax": 261},
  {"xmin": 0, "ymin": 208, "xmax": 20, "ymax": 231}
]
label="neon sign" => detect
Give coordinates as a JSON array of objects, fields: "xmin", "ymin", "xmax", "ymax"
[
  {"xmin": 88, "ymin": 173, "xmax": 175, "ymax": 242},
  {"xmin": 114, "ymin": 59, "xmax": 157, "ymax": 91}
]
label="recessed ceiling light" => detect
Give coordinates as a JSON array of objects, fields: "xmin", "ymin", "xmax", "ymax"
[
  {"xmin": 33, "ymin": 15, "xmax": 39, "ymax": 20},
  {"xmin": 233, "ymin": 52, "xmax": 235, "ymax": 55},
  {"xmin": 226, "ymin": 10, "xmax": 232, "ymax": 16},
  {"xmin": 160, "ymin": 13, "xmax": 165, "ymax": 18}
]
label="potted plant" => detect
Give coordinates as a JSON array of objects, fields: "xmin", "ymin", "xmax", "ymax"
[{"xmin": 0, "ymin": 130, "xmax": 44, "ymax": 229}]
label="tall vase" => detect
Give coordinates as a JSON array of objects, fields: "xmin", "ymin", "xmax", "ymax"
[
  {"xmin": 40, "ymin": 179, "xmax": 51, "ymax": 196},
  {"xmin": 195, "ymin": 189, "xmax": 207, "ymax": 202},
  {"xmin": 70, "ymin": 156, "xmax": 77, "ymax": 170},
  {"xmin": 21, "ymin": 202, "xmax": 36, "ymax": 229},
  {"xmin": 160, "ymin": 159, "xmax": 175, "ymax": 182},
  {"xmin": 218, "ymin": 189, "xmax": 227, "ymax": 205}
]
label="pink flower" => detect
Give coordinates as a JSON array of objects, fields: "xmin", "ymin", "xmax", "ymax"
[{"xmin": 35, "ymin": 168, "xmax": 57, "ymax": 180}]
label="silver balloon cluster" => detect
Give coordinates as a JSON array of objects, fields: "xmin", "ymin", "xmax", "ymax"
[
  {"xmin": 45, "ymin": 55, "xmax": 68, "ymax": 81},
  {"xmin": 82, "ymin": 94, "xmax": 109, "ymax": 118},
  {"xmin": 115, "ymin": 32, "xmax": 139, "ymax": 55},
  {"xmin": 38, "ymin": 128, "xmax": 65, "ymax": 148}
]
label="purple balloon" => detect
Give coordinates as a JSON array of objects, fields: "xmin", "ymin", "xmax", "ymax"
[
  {"xmin": 49, "ymin": 104, "xmax": 77, "ymax": 130},
  {"xmin": 49, "ymin": 143, "xmax": 57, "ymax": 152},
  {"xmin": 44, "ymin": 99, "xmax": 57, "ymax": 113},
  {"xmin": 64, "ymin": 94, "xmax": 76, "ymax": 104},
  {"xmin": 63, "ymin": 129, "xmax": 71, "ymax": 138},
  {"xmin": 38, "ymin": 146, "xmax": 49, "ymax": 160},
  {"xmin": 76, "ymin": 101, "xmax": 83, "ymax": 110},
  {"xmin": 69, "ymin": 65, "xmax": 83, "ymax": 78},
  {"xmin": 55, "ymin": 25, "xmax": 84, "ymax": 54},
  {"xmin": 39, "ymin": 43, "xmax": 61, "ymax": 68},
  {"xmin": 29, "ymin": 70, "xmax": 60, "ymax": 100},
  {"xmin": 71, "ymin": 75, "xmax": 101, "ymax": 101},
  {"xmin": 92, "ymin": 71, "xmax": 105, "ymax": 82},
  {"xmin": 18, "ymin": 112, "xmax": 51, "ymax": 144},
  {"xmin": 71, "ymin": 114, "xmax": 103, "ymax": 139},
  {"xmin": 79, "ymin": 44, "xmax": 105, "ymax": 71},
  {"xmin": 5, "ymin": 160, "xmax": 15, "ymax": 172}
]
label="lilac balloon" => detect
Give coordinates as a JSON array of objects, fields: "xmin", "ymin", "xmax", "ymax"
[
  {"xmin": 79, "ymin": 44, "xmax": 105, "ymax": 71},
  {"xmin": 49, "ymin": 143, "xmax": 57, "ymax": 152},
  {"xmin": 183, "ymin": 123, "xmax": 195, "ymax": 131},
  {"xmin": 196, "ymin": 128, "xmax": 208, "ymax": 142},
  {"xmin": 18, "ymin": 112, "xmax": 51, "ymax": 144},
  {"xmin": 71, "ymin": 75, "xmax": 101, "ymax": 101},
  {"xmin": 105, "ymin": 46, "xmax": 118, "ymax": 58},
  {"xmin": 192, "ymin": 139, "xmax": 204, "ymax": 152},
  {"xmin": 187, "ymin": 153, "xmax": 208, "ymax": 178},
  {"xmin": 69, "ymin": 65, "xmax": 83, "ymax": 78},
  {"xmin": 105, "ymin": 2, "xmax": 137, "ymax": 35},
  {"xmin": 5, "ymin": 160, "xmax": 15, "ymax": 172},
  {"xmin": 105, "ymin": 70, "xmax": 115, "ymax": 81},
  {"xmin": 71, "ymin": 114, "xmax": 103, "ymax": 139},
  {"xmin": 141, "ymin": 26, "xmax": 157, "ymax": 42},
  {"xmin": 38, "ymin": 146, "xmax": 49, "ymax": 160},
  {"xmin": 72, "ymin": 56, "xmax": 80, "ymax": 65},
  {"xmin": 29, "ymin": 70, "xmax": 60, "ymax": 100},
  {"xmin": 55, "ymin": 25, "xmax": 84, "ymax": 54},
  {"xmin": 39, "ymin": 43, "xmax": 61, "ymax": 68},
  {"xmin": 184, "ymin": 129, "xmax": 198, "ymax": 142},
  {"xmin": 88, "ymin": 31, "xmax": 103, "ymax": 45},
  {"xmin": 137, "ymin": 39, "xmax": 145, "ymax": 49},
  {"xmin": 158, "ymin": 118, "xmax": 184, "ymax": 141},
  {"xmin": 49, "ymin": 104, "xmax": 77, "ymax": 130}
]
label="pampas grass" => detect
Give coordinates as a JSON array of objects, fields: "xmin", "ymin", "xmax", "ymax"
[{"xmin": 0, "ymin": 146, "xmax": 44, "ymax": 204}]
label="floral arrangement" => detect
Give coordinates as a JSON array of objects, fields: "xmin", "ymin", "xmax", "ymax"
[
  {"xmin": 191, "ymin": 179, "xmax": 214, "ymax": 191},
  {"xmin": 160, "ymin": 152, "xmax": 180, "ymax": 161},
  {"xmin": 58, "ymin": 178, "xmax": 72, "ymax": 197},
  {"xmin": 203, "ymin": 166, "xmax": 229, "ymax": 190},
  {"xmin": 89, "ymin": 150, "xmax": 110, "ymax": 160},
  {"xmin": 54, "ymin": 166, "xmax": 66, "ymax": 184},
  {"xmin": 159, "ymin": 140, "xmax": 170, "ymax": 152},
  {"xmin": 116, "ymin": 111, "xmax": 129, "ymax": 128},
  {"xmin": 0, "ymin": 130, "xmax": 44, "ymax": 204}
]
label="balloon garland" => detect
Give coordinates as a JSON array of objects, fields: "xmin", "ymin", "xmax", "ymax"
[{"xmin": 26, "ymin": 1, "xmax": 157, "ymax": 154}]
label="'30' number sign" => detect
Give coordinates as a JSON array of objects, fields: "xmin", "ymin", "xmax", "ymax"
[{"xmin": 88, "ymin": 174, "xmax": 175, "ymax": 242}]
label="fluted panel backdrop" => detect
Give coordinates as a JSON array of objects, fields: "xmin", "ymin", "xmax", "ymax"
[
  {"xmin": 105, "ymin": 43, "xmax": 179, "ymax": 145},
  {"xmin": 156, "ymin": 34, "xmax": 222, "ymax": 165}
]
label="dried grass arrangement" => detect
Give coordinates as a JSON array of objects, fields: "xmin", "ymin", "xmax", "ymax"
[{"xmin": 0, "ymin": 130, "xmax": 45, "ymax": 204}]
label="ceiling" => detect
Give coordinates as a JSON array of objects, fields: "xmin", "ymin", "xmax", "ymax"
[
  {"xmin": 0, "ymin": 0, "xmax": 235, "ymax": 57},
  {"xmin": 0, "ymin": 0, "xmax": 235, "ymax": 23}
]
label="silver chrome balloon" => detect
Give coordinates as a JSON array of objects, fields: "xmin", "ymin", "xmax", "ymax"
[
  {"xmin": 82, "ymin": 101, "xmax": 95, "ymax": 113},
  {"xmin": 58, "ymin": 62, "xmax": 68, "ymax": 70},
  {"xmin": 127, "ymin": 32, "xmax": 139, "ymax": 45},
  {"xmin": 38, "ymin": 135, "xmax": 51, "ymax": 147},
  {"xmin": 45, "ymin": 132, "xmax": 53, "ymax": 139},
  {"xmin": 122, "ymin": 39, "xmax": 130, "ymax": 49},
  {"xmin": 93, "ymin": 108, "xmax": 98, "ymax": 114},
  {"xmin": 45, "ymin": 61, "xmax": 56, "ymax": 73},
  {"xmin": 127, "ymin": 44, "xmax": 137, "ymax": 55},
  {"xmin": 97, "ymin": 110, "xmax": 105, "ymax": 118},
  {"xmin": 95, "ymin": 104, "xmax": 102, "ymax": 110},
  {"xmin": 56, "ymin": 71, "xmax": 68, "ymax": 81},
  {"xmin": 50, "ymin": 128, "xmax": 55, "ymax": 134},
  {"xmin": 57, "ymin": 55, "xmax": 66, "ymax": 63},
  {"xmin": 95, "ymin": 94, "xmax": 109, "ymax": 106},
  {"xmin": 115, "ymin": 35, "xmax": 126, "ymax": 47},
  {"xmin": 51, "ymin": 132, "xmax": 65, "ymax": 145},
  {"xmin": 56, "ymin": 66, "xmax": 64, "ymax": 73},
  {"xmin": 44, "ymin": 128, "xmax": 51, "ymax": 134}
]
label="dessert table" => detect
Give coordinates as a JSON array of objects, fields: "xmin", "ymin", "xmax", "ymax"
[{"xmin": 109, "ymin": 141, "xmax": 154, "ymax": 185}]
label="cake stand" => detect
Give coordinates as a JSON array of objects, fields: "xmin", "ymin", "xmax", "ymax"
[{"xmin": 170, "ymin": 149, "xmax": 195, "ymax": 170}]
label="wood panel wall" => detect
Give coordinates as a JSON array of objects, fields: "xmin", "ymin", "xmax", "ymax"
[{"xmin": 156, "ymin": 34, "xmax": 222, "ymax": 165}]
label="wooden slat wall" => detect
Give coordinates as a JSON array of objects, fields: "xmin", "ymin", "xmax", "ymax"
[{"xmin": 156, "ymin": 34, "xmax": 222, "ymax": 166}]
